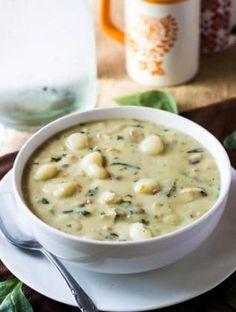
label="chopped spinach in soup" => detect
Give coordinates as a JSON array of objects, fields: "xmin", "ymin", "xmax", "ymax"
[{"xmin": 22, "ymin": 119, "xmax": 220, "ymax": 241}]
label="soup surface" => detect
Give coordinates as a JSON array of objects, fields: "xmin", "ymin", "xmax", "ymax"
[{"xmin": 23, "ymin": 119, "xmax": 220, "ymax": 241}]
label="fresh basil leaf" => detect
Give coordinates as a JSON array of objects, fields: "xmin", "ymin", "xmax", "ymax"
[
  {"xmin": 166, "ymin": 181, "xmax": 177, "ymax": 198},
  {"xmin": 76, "ymin": 208, "xmax": 91, "ymax": 216},
  {"xmin": 188, "ymin": 159, "xmax": 201, "ymax": 165},
  {"xmin": 198, "ymin": 187, "xmax": 208, "ymax": 197},
  {"xmin": 0, "ymin": 279, "xmax": 33, "ymax": 312},
  {"xmin": 110, "ymin": 162, "xmax": 141, "ymax": 170},
  {"xmin": 0, "ymin": 279, "xmax": 19, "ymax": 303},
  {"xmin": 51, "ymin": 153, "xmax": 66, "ymax": 162},
  {"xmin": 114, "ymin": 90, "xmax": 178, "ymax": 114},
  {"xmin": 41, "ymin": 198, "xmax": 49, "ymax": 205},
  {"xmin": 85, "ymin": 186, "xmax": 99, "ymax": 197},
  {"xmin": 187, "ymin": 148, "xmax": 204, "ymax": 153},
  {"xmin": 224, "ymin": 131, "xmax": 236, "ymax": 150}
]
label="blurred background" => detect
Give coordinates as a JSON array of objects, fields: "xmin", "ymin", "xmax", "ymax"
[
  {"xmin": 95, "ymin": 0, "xmax": 236, "ymax": 110},
  {"xmin": 0, "ymin": 0, "xmax": 236, "ymax": 154}
]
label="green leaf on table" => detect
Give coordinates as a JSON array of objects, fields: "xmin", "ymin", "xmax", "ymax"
[
  {"xmin": 114, "ymin": 90, "xmax": 178, "ymax": 114},
  {"xmin": 0, "ymin": 279, "xmax": 19, "ymax": 303},
  {"xmin": 224, "ymin": 131, "xmax": 236, "ymax": 150},
  {"xmin": 226, "ymin": 276, "xmax": 236, "ymax": 309},
  {"xmin": 0, "ymin": 278, "xmax": 33, "ymax": 312}
]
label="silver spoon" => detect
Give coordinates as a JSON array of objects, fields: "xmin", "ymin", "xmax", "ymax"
[{"xmin": 0, "ymin": 215, "xmax": 98, "ymax": 312}]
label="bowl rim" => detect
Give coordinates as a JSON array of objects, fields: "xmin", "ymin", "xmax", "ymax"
[{"xmin": 12, "ymin": 106, "xmax": 232, "ymax": 246}]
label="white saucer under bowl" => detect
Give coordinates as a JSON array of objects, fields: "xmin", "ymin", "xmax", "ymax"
[{"xmin": 0, "ymin": 171, "xmax": 236, "ymax": 312}]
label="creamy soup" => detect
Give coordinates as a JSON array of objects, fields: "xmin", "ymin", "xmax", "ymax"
[{"xmin": 22, "ymin": 119, "xmax": 220, "ymax": 241}]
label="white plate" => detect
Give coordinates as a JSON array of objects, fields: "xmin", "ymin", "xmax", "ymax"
[{"xmin": 0, "ymin": 171, "xmax": 236, "ymax": 312}]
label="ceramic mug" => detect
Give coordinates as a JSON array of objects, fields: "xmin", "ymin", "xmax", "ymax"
[
  {"xmin": 100, "ymin": 0, "xmax": 200, "ymax": 86},
  {"xmin": 201, "ymin": 0, "xmax": 236, "ymax": 53}
]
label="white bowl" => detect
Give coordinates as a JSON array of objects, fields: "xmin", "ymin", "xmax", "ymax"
[{"xmin": 13, "ymin": 107, "xmax": 231, "ymax": 274}]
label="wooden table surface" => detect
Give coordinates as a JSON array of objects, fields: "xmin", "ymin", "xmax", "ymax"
[{"xmin": 0, "ymin": 1, "xmax": 236, "ymax": 155}]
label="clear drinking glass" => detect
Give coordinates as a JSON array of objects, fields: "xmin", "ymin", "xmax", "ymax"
[{"xmin": 0, "ymin": 0, "xmax": 97, "ymax": 130}]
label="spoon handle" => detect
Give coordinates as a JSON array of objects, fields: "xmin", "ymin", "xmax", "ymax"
[{"xmin": 41, "ymin": 248, "xmax": 98, "ymax": 312}]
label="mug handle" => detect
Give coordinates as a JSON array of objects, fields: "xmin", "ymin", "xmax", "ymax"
[{"xmin": 100, "ymin": 0, "xmax": 125, "ymax": 44}]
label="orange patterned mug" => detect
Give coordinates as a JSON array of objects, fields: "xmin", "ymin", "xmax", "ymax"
[{"xmin": 100, "ymin": 0, "xmax": 200, "ymax": 86}]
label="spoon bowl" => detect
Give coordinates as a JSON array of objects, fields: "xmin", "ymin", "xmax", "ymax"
[{"xmin": 0, "ymin": 196, "xmax": 98, "ymax": 312}]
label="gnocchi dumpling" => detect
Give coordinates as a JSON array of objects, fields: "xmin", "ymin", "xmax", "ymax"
[
  {"xmin": 100, "ymin": 207, "xmax": 116, "ymax": 220},
  {"xmin": 179, "ymin": 187, "xmax": 206, "ymax": 202},
  {"xmin": 80, "ymin": 152, "xmax": 108, "ymax": 179},
  {"xmin": 80, "ymin": 151, "xmax": 104, "ymax": 168},
  {"xmin": 139, "ymin": 135, "xmax": 164, "ymax": 155},
  {"xmin": 134, "ymin": 179, "xmax": 160, "ymax": 194},
  {"xmin": 53, "ymin": 182, "xmax": 77, "ymax": 198},
  {"xmin": 85, "ymin": 164, "xmax": 108, "ymax": 179},
  {"xmin": 66, "ymin": 133, "xmax": 89, "ymax": 151},
  {"xmin": 35, "ymin": 164, "xmax": 59, "ymax": 181},
  {"xmin": 99, "ymin": 191, "xmax": 121, "ymax": 205},
  {"xmin": 127, "ymin": 127, "xmax": 143, "ymax": 142},
  {"xmin": 61, "ymin": 154, "xmax": 78, "ymax": 165},
  {"xmin": 129, "ymin": 222, "xmax": 152, "ymax": 240}
]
